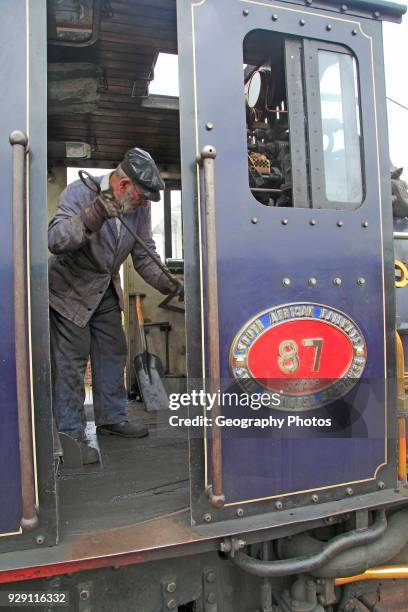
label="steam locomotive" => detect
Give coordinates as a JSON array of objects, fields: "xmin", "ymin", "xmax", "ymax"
[{"xmin": 1, "ymin": 0, "xmax": 408, "ymax": 610}]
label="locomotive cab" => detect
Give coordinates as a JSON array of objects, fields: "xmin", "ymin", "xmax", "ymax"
[{"xmin": 1, "ymin": 1, "xmax": 408, "ymax": 610}]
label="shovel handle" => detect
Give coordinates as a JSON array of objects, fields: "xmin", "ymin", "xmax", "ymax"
[
  {"xmin": 135, "ymin": 295, "xmax": 148, "ymax": 356},
  {"xmin": 135, "ymin": 295, "xmax": 144, "ymax": 326}
]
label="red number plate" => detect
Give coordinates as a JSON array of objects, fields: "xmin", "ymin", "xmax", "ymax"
[{"xmin": 230, "ymin": 303, "xmax": 367, "ymax": 407}]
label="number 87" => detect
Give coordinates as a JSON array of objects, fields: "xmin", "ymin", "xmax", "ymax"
[{"xmin": 278, "ymin": 338, "xmax": 323, "ymax": 374}]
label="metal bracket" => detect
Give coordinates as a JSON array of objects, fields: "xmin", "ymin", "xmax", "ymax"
[
  {"xmin": 158, "ymin": 293, "xmax": 185, "ymax": 314},
  {"xmin": 316, "ymin": 578, "xmax": 337, "ymax": 607},
  {"xmin": 161, "ymin": 577, "xmax": 178, "ymax": 611},
  {"xmin": 59, "ymin": 433, "xmax": 101, "ymax": 473},
  {"xmin": 219, "ymin": 537, "xmax": 246, "ymax": 558},
  {"xmin": 77, "ymin": 581, "xmax": 93, "ymax": 612},
  {"xmin": 202, "ymin": 569, "xmax": 218, "ymax": 612}
]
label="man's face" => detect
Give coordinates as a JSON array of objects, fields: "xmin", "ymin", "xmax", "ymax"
[{"xmin": 111, "ymin": 176, "xmax": 149, "ymax": 209}]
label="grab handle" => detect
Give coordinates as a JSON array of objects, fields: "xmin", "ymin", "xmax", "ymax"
[
  {"xmin": 10, "ymin": 130, "xmax": 39, "ymax": 531},
  {"xmin": 198, "ymin": 145, "xmax": 225, "ymax": 508}
]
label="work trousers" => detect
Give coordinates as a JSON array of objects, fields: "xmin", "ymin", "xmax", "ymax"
[{"xmin": 50, "ymin": 283, "xmax": 128, "ymax": 438}]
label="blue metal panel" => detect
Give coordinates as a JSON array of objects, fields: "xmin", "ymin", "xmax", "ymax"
[
  {"xmin": 0, "ymin": 1, "xmax": 27, "ymax": 534},
  {"xmin": 178, "ymin": 0, "xmax": 397, "ymax": 523}
]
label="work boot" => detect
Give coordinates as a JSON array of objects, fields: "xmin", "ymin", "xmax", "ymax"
[
  {"xmin": 96, "ymin": 421, "xmax": 149, "ymax": 438},
  {"xmin": 77, "ymin": 440, "xmax": 100, "ymax": 465}
]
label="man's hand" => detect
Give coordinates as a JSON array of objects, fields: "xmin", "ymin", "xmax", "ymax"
[
  {"xmin": 95, "ymin": 193, "xmax": 121, "ymax": 218},
  {"xmin": 81, "ymin": 195, "xmax": 120, "ymax": 232},
  {"xmin": 157, "ymin": 272, "xmax": 184, "ymax": 301},
  {"xmin": 81, "ymin": 174, "xmax": 121, "ymax": 232}
]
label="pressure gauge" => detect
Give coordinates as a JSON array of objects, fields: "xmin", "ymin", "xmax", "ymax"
[{"xmin": 245, "ymin": 68, "xmax": 270, "ymax": 110}]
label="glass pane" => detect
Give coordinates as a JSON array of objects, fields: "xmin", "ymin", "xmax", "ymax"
[
  {"xmin": 151, "ymin": 193, "xmax": 165, "ymax": 261},
  {"xmin": 318, "ymin": 51, "xmax": 362, "ymax": 204},
  {"xmin": 243, "ymin": 31, "xmax": 295, "ymax": 207},
  {"xmin": 170, "ymin": 190, "xmax": 183, "ymax": 259}
]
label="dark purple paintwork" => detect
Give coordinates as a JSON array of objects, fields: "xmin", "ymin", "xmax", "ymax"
[{"xmin": 0, "ymin": 2, "xmax": 26, "ymax": 533}]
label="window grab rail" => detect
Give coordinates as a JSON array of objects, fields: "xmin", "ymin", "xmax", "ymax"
[
  {"xmin": 197, "ymin": 146, "xmax": 225, "ymax": 509},
  {"xmin": 9, "ymin": 130, "xmax": 39, "ymax": 531}
]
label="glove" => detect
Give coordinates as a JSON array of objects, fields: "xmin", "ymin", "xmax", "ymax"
[
  {"xmin": 157, "ymin": 272, "xmax": 184, "ymax": 300},
  {"xmin": 81, "ymin": 174, "xmax": 121, "ymax": 232}
]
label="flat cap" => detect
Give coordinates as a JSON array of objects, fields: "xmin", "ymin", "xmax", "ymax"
[{"xmin": 121, "ymin": 148, "xmax": 165, "ymax": 202}]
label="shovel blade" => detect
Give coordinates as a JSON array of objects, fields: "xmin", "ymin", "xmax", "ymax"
[{"xmin": 134, "ymin": 352, "xmax": 169, "ymax": 412}]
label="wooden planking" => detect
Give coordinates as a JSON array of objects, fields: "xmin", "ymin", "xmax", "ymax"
[
  {"xmin": 110, "ymin": 0, "xmax": 176, "ymax": 11},
  {"xmin": 50, "ymin": 117, "xmax": 179, "ymax": 133},
  {"xmin": 59, "ymin": 401, "xmax": 188, "ymax": 533},
  {"xmin": 47, "ymin": 0, "xmax": 179, "ymax": 166}
]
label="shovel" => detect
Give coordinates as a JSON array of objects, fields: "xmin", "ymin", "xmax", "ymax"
[{"xmin": 134, "ymin": 294, "xmax": 169, "ymax": 412}]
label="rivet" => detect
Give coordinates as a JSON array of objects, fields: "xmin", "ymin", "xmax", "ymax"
[
  {"xmin": 333, "ymin": 277, "xmax": 342, "ymax": 286},
  {"xmin": 167, "ymin": 600, "xmax": 177, "ymax": 610},
  {"xmin": 36, "ymin": 535, "xmax": 45, "ymax": 545},
  {"xmin": 206, "ymin": 571, "xmax": 216, "ymax": 584},
  {"xmin": 243, "ymin": 8, "xmax": 249, "ymax": 15},
  {"xmin": 308, "ymin": 277, "xmax": 317, "ymax": 286},
  {"xmin": 378, "ymin": 481, "xmax": 385, "ymax": 490},
  {"xmin": 79, "ymin": 591, "xmax": 90, "ymax": 601},
  {"xmin": 374, "ymin": 10, "xmax": 381, "ymax": 18},
  {"xmin": 326, "ymin": 23, "xmax": 332, "ymax": 31},
  {"xmin": 207, "ymin": 593, "xmax": 217, "ymax": 605},
  {"xmin": 311, "ymin": 494, "xmax": 319, "ymax": 503},
  {"xmin": 362, "ymin": 220, "xmax": 368, "ymax": 227},
  {"xmin": 251, "ymin": 217, "xmax": 258, "ymax": 224},
  {"xmin": 236, "ymin": 507, "xmax": 244, "ymax": 518},
  {"xmin": 341, "ymin": 4, "xmax": 348, "ymax": 11},
  {"xmin": 203, "ymin": 513, "xmax": 212, "ymax": 523},
  {"xmin": 357, "ymin": 277, "xmax": 365, "ymax": 286},
  {"xmin": 299, "ymin": 18, "xmax": 306, "ymax": 26},
  {"xmin": 206, "ymin": 122, "xmax": 214, "ymax": 131},
  {"xmin": 352, "ymin": 28, "xmax": 358, "ymax": 35},
  {"xmin": 346, "ymin": 487, "xmax": 353, "ymax": 496},
  {"xmin": 337, "ymin": 220, "xmax": 343, "ymax": 227},
  {"xmin": 272, "ymin": 13, "xmax": 278, "ymax": 20},
  {"xmin": 282, "ymin": 277, "xmax": 291, "ymax": 287},
  {"xmin": 281, "ymin": 218, "xmax": 288, "ymax": 225},
  {"xmin": 309, "ymin": 219, "xmax": 316, "ymax": 226},
  {"xmin": 275, "ymin": 500, "xmax": 283, "ymax": 510},
  {"xmin": 166, "ymin": 582, "xmax": 177, "ymax": 594}
]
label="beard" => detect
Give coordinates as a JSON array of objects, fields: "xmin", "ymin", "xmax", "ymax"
[{"xmin": 117, "ymin": 191, "xmax": 137, "ymax": 214}]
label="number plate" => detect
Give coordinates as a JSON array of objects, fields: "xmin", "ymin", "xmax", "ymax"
[{"xmin": 230, "ymin": 302, "xmax": 367, "ymax": 409}]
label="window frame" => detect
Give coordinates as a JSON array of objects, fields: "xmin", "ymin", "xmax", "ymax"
[
  {"xmin": 163, "ymin": 180, "xmax": 183, "ymax": 269},
  {"xmin": 303, "ymin": 39, "xmax": 365, "ymax": 210},
  {"xmin": 285, "ymin": 37, "xmax": 310, "ymax": 209}
]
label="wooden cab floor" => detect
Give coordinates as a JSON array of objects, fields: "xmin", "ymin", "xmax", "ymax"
[{"xmin": 58, "ymin": 401, "xmax": 189, "ymax": 536}]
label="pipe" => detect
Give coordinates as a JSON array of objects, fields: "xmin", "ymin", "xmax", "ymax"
[
  {"xmin": 9, "ymin": 130, "xmax": 39, "ymax": 531},
  {"xmin": 394, "ymin": 232, "xmax": 408, "ymax": 240},
  {"xmin": 231, "ymin": 511, "xmax": 386, "ymax": 578},
  {"xmin": 199, "ymin": 146, "xmax": 225, "ymax": 508},
  {"xmin": 261, "ymin": 542, "xmax": 273, "ymax": 612},
  {"xmin": 335, "ymin": 565, "xmax": 408, "ymax": 585},
  {"xmin": 280, "ymin": 509, "xmax": 408, "ymax": 578},
  {"xmin": 396, "ymin": 332, "xmax": 407, "ymax": 481}
]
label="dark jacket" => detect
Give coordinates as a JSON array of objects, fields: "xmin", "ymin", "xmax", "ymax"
[{"xmin": 48, "ymin": 177, "xmax": 164, "ymax": 328}]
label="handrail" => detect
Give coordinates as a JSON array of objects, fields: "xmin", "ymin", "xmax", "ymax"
[
  {"xmin": 396, "ymin": 332, "xmax": 407, "ymax": 482},
  {"xmin": 9, "ymin": 130, "xmax": 39, "ymax": 531},
  {"xmin": 198, "ymin": 145, "xmax": 225, "ymax": 508},
  {"xmin": 394, "ymin": 232, "xmax": 408, "ymax": 240}
]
